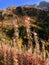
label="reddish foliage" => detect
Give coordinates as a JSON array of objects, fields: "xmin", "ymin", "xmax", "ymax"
[{"xmin": 0, "ymin": 44, "xmax": 49, "ymax": 65}]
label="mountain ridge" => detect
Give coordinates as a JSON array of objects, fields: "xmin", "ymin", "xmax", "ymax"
[{"xmin": 23, "ymin": 1, "xmax": 49, "ymax": 11}]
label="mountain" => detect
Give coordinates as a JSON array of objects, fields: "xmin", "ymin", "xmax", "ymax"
[
  {"xmin": 23, "ymin": 4, "xmax": 37, "ymax": 8},
  {"xmin": 24, "ymin": 1, "xmax": 49, "ymax": 11},
  {"xmin": 37, "ymin": 1, "xmax": 49, "ymax": 10}
]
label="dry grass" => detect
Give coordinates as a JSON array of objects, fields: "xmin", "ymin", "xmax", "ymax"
[{"xmin": 0, "ymin": 43, "xmax": 49, "ymax": 65}]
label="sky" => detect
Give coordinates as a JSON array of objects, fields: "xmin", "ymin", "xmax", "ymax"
[{"xmin": 0, "ymin": 0, "xmax": 49, "ymax": 9}]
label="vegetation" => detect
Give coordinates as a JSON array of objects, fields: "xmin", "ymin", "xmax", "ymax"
[{"xmin": 0, "ymin": 6, "xmax": 49, "ymax": 65}]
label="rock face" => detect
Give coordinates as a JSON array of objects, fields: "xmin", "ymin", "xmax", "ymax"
[{"xmin": 37, "ymin": 1, "xmax": 49, "ymax": 11}]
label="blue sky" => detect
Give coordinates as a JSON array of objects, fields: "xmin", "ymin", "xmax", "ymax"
[{"xmin": 0, "ymin": 0, "xmax": 49, "ymax": 9}]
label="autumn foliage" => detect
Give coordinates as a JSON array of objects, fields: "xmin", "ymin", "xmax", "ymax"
[{"xmin": 0, "ymin": 43, "xmax": 49, "ymax": 65}]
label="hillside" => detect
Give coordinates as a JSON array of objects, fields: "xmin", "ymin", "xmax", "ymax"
[{"xmin": 0, "ymin": 6, "xmax": 49, "ymax": 55}]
